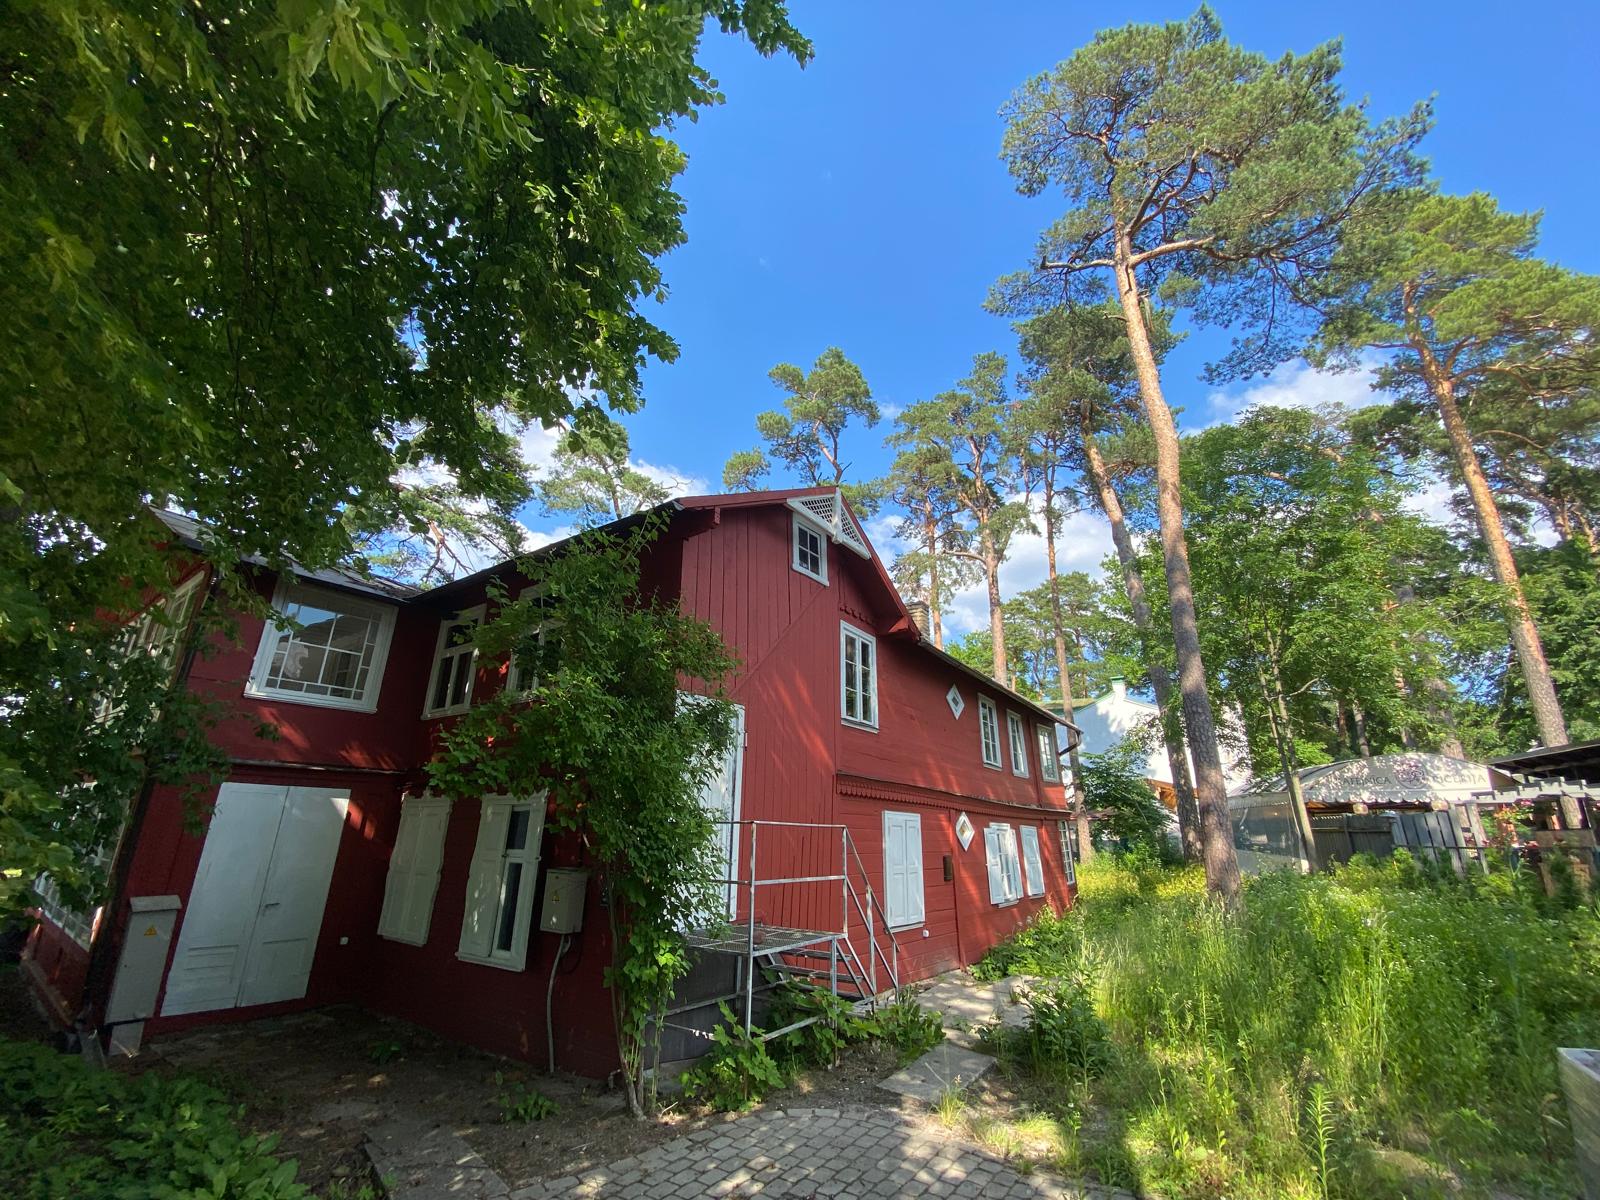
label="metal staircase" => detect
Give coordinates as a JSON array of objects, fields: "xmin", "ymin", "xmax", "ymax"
[{"xmin": 681, "ymin": 819, "xmax": 903, "ymax": 1042}]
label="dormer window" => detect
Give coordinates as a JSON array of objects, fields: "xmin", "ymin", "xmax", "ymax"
[
  {"xmin": 792, "ymin": 513, "xmax": 827, "ymax": 584},
  {"xmin": 246, "ymin": 578, "xmax": 397, "ymax": 712}
]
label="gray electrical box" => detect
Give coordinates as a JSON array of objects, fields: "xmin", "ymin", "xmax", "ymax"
[
  {"xmin": 105, "ymin": 895, "xmax": 181, "ymax": 1056},
  {"xmin": 539, "ymin": 869, "xmax": 589, "ymax": 934}
]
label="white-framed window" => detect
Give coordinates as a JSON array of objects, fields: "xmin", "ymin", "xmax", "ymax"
[
  {"xmin": 458, "ymin": 794, "xmax": 547, "ymax": 971},
  {"xmin": 378, "ymin": 795, "xmax": 453, "ymax": 945},
  {"xmin": 422, "ymin": 605, "xmax": 485, "ymax": 717},
  {"xmin": 984, "ymin": 822, "xmax": 1023, "ymax": 906},
  {"xmin": 1037, "ymin": 725, "xmax": 1060, "ymax": 782},
  {"xmin": 506, "ymin": 586, "xmax": 557, "ymax": 698},
  {"xmin": 978, "ymin": 697, "xmax": 1002, "ymax": 768},
  {"xmin": 1019, "ymin": 825, "xmax": 1045, "ymax": 897},
  {"xmin": 1058, "ymin": 820, "xmax": 1077, "ymax": 886},
  {"xmin": 246, "ymin": 578, "xmax": 397, "ymax": 712},
  {"xmin": 792, "ymin": 513, "xmax": 828, "ymax": 584},
  {"xmin": 946, "ymin": 685, "xmax": 964, "ymax": 719},
  {"xmin": 841, "ymin": 622, "xmax": 878, "ymax": 729},
  {"xmin": 95, "ymin": 571, "xmax": 208, "ymax": 722},
  {"xmin": 882, "ymin": 810, "xmax": 925, "ymax": 929},
  {"xmin": 36, "ymin": 840, "xmax": 113, "ymax": 949},
  {"xmin": 1007, "ymin": 711, "xmax": 1030, "ymax": 777}
]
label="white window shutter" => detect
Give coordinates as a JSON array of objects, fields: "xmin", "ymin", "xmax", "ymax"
[
  {"xmin": 459, "ymin": 799, "xmax": 511, "ymax": 961},
  {"xmin": 985, "ymin": 827, "xmax": 1005, "ymax": 905},
  {"xmin": 903, "ymin": 814, "xmax": 925, "ymax": 925},
  {"xmin": 379, "ymin": 797, "xmax": 451, "ymax": 945},
  {"xmin": 1020, "ymin": 825, "xmax": 1044, "ymax": 897},
  {"xmin": 1005, "ymin": 828, "xmax": 1024, "ymax": 901}
]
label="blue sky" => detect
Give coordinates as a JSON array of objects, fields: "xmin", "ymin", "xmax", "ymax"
[{"xmin": 513, "ymin": 1, "xmax": 1600, "ymax": 637}]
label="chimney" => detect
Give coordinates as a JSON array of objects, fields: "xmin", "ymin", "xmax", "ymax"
[
  {"xmin": 1110, "ymin": 676, "xmax": 1127, "ymax": 701},
  {"xmin": 905, "ymin": 600, "xmax": 930, "ymax": 635}
]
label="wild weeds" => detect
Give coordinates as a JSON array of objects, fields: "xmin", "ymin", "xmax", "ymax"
[{"xmin": 975, "ymin": 853, "xmax": 1600, "ymax": 1199}]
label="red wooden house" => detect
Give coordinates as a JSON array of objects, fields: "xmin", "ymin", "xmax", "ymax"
[{"xmin": 25, "ymin": 487, "xmax": 1078, "ymax": 1074}]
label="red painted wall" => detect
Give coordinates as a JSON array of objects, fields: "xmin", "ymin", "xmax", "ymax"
[{"xmin": 36, "ymin": 497, "xmax": 1075, "ymax": 1069}]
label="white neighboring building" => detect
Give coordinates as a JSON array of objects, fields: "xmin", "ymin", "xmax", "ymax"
[{"xmin": 1058, "ymin": 677, "xmax": 1253, "ymax": 801}]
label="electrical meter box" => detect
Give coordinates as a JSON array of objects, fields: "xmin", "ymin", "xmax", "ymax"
[
  {"xmin": 539, "ymin": 868, "xmax": 589, "ymax": 934},
  {"xmin": 105, "ymin": 895, "xmax": 181, "ymax": 1056}
]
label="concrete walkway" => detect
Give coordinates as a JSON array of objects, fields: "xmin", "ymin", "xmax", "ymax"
[{"xmin": 506, "ymin": 1105, "xmax": 1135, "ymax": 1200}]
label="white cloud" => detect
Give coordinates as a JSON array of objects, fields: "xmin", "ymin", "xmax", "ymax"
[{"xmin": 1197, "ymin": 355, "xmax": 1383, "ymax": 429}]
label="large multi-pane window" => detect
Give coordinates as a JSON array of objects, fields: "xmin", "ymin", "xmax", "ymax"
[
  {"xmin": 248, "ymin": 580, "xmax": 397, "ymax": 711},
  {"xmin": 841, "ymin": 622, "xmax": 878, "ymax": 728}
]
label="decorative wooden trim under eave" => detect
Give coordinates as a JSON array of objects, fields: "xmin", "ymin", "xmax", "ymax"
[{"xmin": 835, "ymin": 773, "xmax": 1072, "ymax": 818}]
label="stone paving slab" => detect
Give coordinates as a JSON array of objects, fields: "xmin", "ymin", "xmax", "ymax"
[
  {"xmin": 508, "ymin": 1105, "xmax": 1135, "ymax": 1200},
  {"xmin": 913, "ymin": 972, "xmax": 1037, "ymax": 1048},
  {"xmin": 878, "ymin": 1042, "xmax": 996, "ymax": 1103},
  {"xmin": 367, "ymin": 1116, "xmax": 511, "ymax": 1200}
]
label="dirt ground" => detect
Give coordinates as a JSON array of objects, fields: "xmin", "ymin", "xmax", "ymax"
[{"xmin": 123, "ymin": 1005, "xmax": 917, "ymax": 1192}]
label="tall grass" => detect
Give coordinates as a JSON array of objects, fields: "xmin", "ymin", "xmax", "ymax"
[{"xmin": 975, "ymin": 852, "xmax": 1600, "ymax": 1199}]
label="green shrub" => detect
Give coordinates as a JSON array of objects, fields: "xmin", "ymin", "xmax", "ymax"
[
  {"xmin": 493, "ymin": 1073, "xmax": 558, "ymax": 1122},
  {"xmin": 0, "ymin": 1036, "xmax": 307, "ymax": 1199},
  {"xmin": 679, "ymin": 1003, "xmax": 788, "ymax": 1112},
  {"xmin": 864, "ymin": 993, "xmax": 945, "ymax": 1063},
  {"xmin": 1013, "ymin": 980, "xmax": 1113, "ymax": 1081},
  {"xmin": 765, "ymin": 982, "xmax": 871, "ymax": 1070}
]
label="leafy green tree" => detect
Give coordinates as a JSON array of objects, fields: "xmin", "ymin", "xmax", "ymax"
[
  {"xmin": 994, "ymin": 8, "xmax": 1426, "ymax": 900},
  {"xmin": 888, "ymin": 354, "xmax": 1030, "ymax": 681},
  {"xmin": 539, "ymin": 415, "xmax": 673, "ymax": 526},
  {"xmin": 1310, "ymin": 192, "xmax": 1600, "ymax": 770},
  {"xmin": 1496, "ymin": 539, "xmax": 1600, "ymax": 745},
  {"xmin": 429, "ymin": 519, "xmax": 737, "ymax": 1116},
  {"xmin": 1, "ymin": 2, "xmax": 806, "ymax": 920},
  {"xmin": 1081, "ymin": 744, "xmax": 1173, "ymax": 858},
  {"xmin": 722, "ymin": 347, "xmax": 883, "ymax": 513},
  {"xmin": 884, "ymin": 444, "xmax": 978, "ymax": 649},
  {"xmin": 1172, "ymin": 407, "xmax": 1466, "ymax": 866}
]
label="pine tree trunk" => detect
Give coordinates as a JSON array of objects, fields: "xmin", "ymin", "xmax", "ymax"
[
  {"xmin": 1083, "ymin": 439, "xmax": 1202, "ymax": 865},
  {"xmin": 924, "ymin": 505, "xmax": 944, "ymax": 650},
  {"xmin": 982, "ymin": 521, "xmax": 1007, "ymax": 682},
  {"xmin": 1113, "ymin": 247, "xmax": 1241, "ymax": 900},
  {"xmin": 1042, "ymin": 485, "xmax": 1093, "ymax": 861},
  {"xmin": 1425, "ymin": 365, "xmax": 1569, "ymax": 751}
]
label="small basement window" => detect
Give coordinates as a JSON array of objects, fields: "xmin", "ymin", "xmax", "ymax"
[
  {"xmin": 792, "ymin": 512, "xmax": 828, "ymax": 584},
  {"xmin": 841, "ymin": 622, "xmax": 878, "ymax": 728},
  {"xmin": 1007, "ymin": 711, "xmax": 1030, "ymax": 777},
  {"xmin": 978, "ymin": 697, "xmax": 1001, "ymax": 768}
]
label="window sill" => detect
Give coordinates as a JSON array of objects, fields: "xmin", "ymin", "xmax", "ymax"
[
  {"xmin": 378, "ymin": 931, "xmax": 427, "ymax": 947},
  {"xmin": 887, "ymin": 919, "xmax": 923, "ymax": 933},
  {"xmin": 992, "ymin": 898, "xmax": 1020, "ymax": 909},
  {"xmin": 842, "ymin": 717, "xmax": 879, "ymax": 733},
  {"xmin": 981, "ymin": 761, "xmax": 1003, "ymax": 771},
  {"xmin": 1011, "ymin": 770, "xmax": 1030, "ymax": 779},
  {"xmin": 244, "ymin": 684, "xmax": 380, "ymax": 714},
  {"xmin": 422, "ymin": 703, "xmax": 474, "ymax": 720},
  {"xmin": 456, "ymin": 951, "xmax": 527, "ymax": 973}
]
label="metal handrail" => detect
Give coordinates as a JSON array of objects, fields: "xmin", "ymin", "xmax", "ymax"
[{"xmin": 699, "ymin": 816, "xmax": 905, "ymax": 1031}]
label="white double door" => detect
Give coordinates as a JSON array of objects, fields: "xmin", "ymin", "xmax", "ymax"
[{"xmin": 163, "ymin": 782, "xmax": 349, "ymax": 1016}]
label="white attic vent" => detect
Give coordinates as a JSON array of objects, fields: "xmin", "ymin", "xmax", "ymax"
[{"xmin": 787, "ymin": 489, "xmax": 872, "ymax": 560}]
